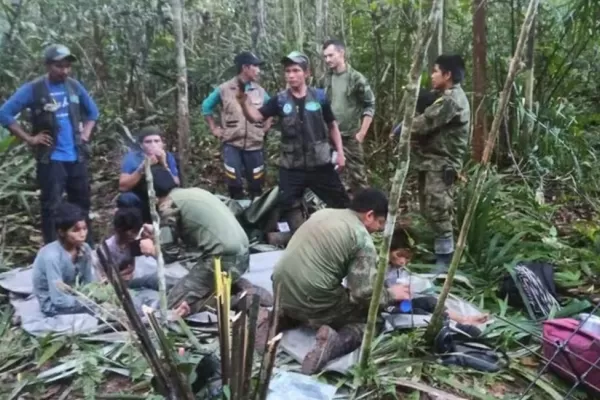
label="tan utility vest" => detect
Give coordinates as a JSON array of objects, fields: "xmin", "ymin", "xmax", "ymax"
[{"xmin": 218, "ymin": 78, "xmax": 267, "ymax": 151}]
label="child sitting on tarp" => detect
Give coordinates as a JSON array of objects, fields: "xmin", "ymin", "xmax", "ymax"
[
  {"xmin": 33, "ymin": 202, "xmax": 96, "ymax": 316},
  {"xmin": 93, "ymin": 207, "xmax": 158, "ymax": 289},
  {"xmin": 386, "ymin": 227, "xmax": 488, "ymax": 325}
]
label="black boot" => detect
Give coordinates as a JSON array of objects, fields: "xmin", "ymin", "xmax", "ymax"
[{"xmin": 228, "ymin": 186, "xmax": 245, "ymax": 200}]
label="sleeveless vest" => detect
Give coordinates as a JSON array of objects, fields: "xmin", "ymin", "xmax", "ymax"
[
  {"xmin": 218, "ymin": 78, "xmax": 266, "ymax": 151},
  {"xmin": 277, "ymin": 88, "xmax": 331, "ymax": 170},
  {"xmin": 30, "ymin": 76, "xmax": 86, "ymax": 163}
]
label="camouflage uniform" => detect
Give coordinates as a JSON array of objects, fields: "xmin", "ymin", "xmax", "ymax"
[
  {"xmin": 271, "ymin": 208, "xmax": 390, "ymax": 373},
  {"xmin": 411, "ymin": 84, "xmax": 470, "ymax": 262},
  {"xmin": 158, "ymin": 188, "xmax": 251, "ymax": 314},
  {"xmin": 324, "ymin": 65, "xmax": 375, "ymax": 195}
]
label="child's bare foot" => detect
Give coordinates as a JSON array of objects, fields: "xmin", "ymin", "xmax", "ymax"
[
  {"xmin": 174, "ymin": 301, "xmax": 191, "ymax": 318},
  {"xmin": 458, "ymin": 313, "xmax": 489, "ymax": 325}
]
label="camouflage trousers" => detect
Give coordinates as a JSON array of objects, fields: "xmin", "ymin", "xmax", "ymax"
[
  {"xmin": 340, "ymin": 135, "xmax": 368, "ymax": 195},
  {"xmin": 418, "ymin": 170, "xmax": 455, "ymax": 241},
  {"xmin": 277, "ymin": 294, "xmax": 368, "ymax": 337},
  {"xmin": 167, "ymin": 252, "xmax": 250, "ymax": 315}
]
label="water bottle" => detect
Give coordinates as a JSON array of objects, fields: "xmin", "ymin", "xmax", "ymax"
[{"xmin": 399, "ymin": 299, "xmax": 412, "ymax": 313}]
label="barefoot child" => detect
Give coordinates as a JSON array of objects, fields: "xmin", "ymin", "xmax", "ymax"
[
  {"xmin": 387, "ymin": 227, "xmax": 488, "ymax": 325},
  {"xmin": 33, "ymin": 202, "xmax": 95, "ymax": 316}
]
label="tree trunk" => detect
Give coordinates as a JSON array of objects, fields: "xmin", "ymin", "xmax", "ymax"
[
  {"xmin": 171, "ymin": 0, "xmax": 190, "ymax": 185},
  {"xmin": 294, "ymin": 0, "xmax": 303, "ymax": 49},
  {"xmin": 323, "ymin": 0, "xmax": 329, "ymax": 38},
  {"xmin": 144, "ymin": 158, "xmax": 168, "ymax": 321},
  {"xmin": 250, "ymin": 0, "xmax": 267, "ymax": 54},
  {"xmin": 471, "ymin": 0, "xmax": 487, "ymax": 162},
  {"xmin": 315, "ymin": 0, "xmax": 324, "ymax": 79},
  {"xmin": 424, "ymin": 0, "xmax": 541, "ymax": 343},
  {"xmin": 427, "ymin": 0, "xmax": 444, "ymax": 68},
  {"xmin": 522, "ymin": 15, "xmax": 536, "ymax": 146},
  {"xmin": 356, "ymin": 0, "xmax": 445, "ymax": 381}
]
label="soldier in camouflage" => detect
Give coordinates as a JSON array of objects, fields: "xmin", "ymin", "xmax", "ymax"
[
  {"xmin": 142, "ymin": 169, "xmax": 272, "ymax": 317},
  {"xmin": 397, "ymin": 55, "xmax": 470, "ymax": 272},
  {"xmin": 322, "ymin": 39, "xmax": 375, "ymax": 196},
  {"xmin": 255, "ymin": 188, "xmax": 411, "ymax": 375}
]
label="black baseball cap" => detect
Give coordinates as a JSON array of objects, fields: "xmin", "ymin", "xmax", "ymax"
[
  {"xmin": 43, "ymin": 44, "xmax": 77, "ymax": 64},
  {"xmin": 234, "ymin": 51, "xmax": 263, "ymax": 67},
  {"xmin": 281, "ymin": 51, "xmax": 309, "ymax": 70}
]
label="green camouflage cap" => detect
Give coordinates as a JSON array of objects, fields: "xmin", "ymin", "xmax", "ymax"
[
  {"xmin": 137, "ymin": 126, "xmax": 163, "ymax": 142},
  {"xmin": 281, "ymin": 51, "xmax": 309, "ymax": 69},
  {"xmin": 43, "ymin": 44, "xmax": 77, "ymax": 63}
]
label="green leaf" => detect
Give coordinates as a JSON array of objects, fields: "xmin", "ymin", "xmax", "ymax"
[
  {"xmin": 37, "ymin": 338, "xmax": 67, "ymax": 367},
  {"xmin": 222, "ymin": 385, "xmax": 231, "ymax": 399}
]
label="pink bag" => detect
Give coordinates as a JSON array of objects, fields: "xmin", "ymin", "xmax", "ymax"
[{"xmin": 542, "ymin": 318, "xmax": 600, "ymax": 394}]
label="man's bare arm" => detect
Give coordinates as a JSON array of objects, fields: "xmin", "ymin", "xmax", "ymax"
[
  {"xmin": 7, "ymin": 122, "xmax": 35, "ymax": 144},
  {"xmin": 204, "ymin": 115, "xmax": 223, "ymax": 137},
  {"xmin": 328, "ymin": 121, "xmax": 345, "ymax": 156},
  {"xmin": 263, "ymin": 117, "xmax": 274, "ymax": 132},
  {"xmin": 119, "ymin": 164, "xmax": 144, "ymax": 191},
  {"xmin": 81, "ymin": 120, "xmax": 96, "ymax": 142},
  {"xmin": 239, "ymin": 98, "xmax": 266, "ymax": 123},
  {"xmin": 358, "ymin": 115, "xmax": 373, "ymax": 137}
]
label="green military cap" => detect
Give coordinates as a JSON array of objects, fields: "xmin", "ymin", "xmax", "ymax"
[
  {"xmin": 281, "ymin": 51, "xmax": 309, "ymax": 70},
  {"xmin": 137, "ymin": 126, "xmax": 163, "ymax": 142}
]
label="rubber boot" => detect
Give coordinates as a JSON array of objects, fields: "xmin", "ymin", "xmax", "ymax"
[
  {"xmin": 232, "ymin": 277, "xmax": 274, "ymax": 307},
  {"xmin": 301, "ymin": 324, "xmax": 363, "ymax": 375},
  {"xmin": 434, "ymin": 252, "xmax": 453, "ymax": 274},
  {"xmin": 433, "ymin": 236, "xmax": 455, "ymax": 274}
]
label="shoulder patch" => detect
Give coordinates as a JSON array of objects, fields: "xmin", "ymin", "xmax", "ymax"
[{"xmin": 305, "ymin": 101, "xmax": 321, "ymax": 111}]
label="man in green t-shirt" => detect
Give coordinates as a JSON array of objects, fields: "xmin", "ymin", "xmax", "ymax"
[
  {"xmin": 322, "ymin": 39, "xmax": 375, "ymax": 196},
  {"xmin": 261, "ymin": 188, "xmax": 410, "ymax": 375}
]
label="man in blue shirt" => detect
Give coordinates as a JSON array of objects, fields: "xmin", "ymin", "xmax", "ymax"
[
  {"xmin": 201, "ymin": 51, "xmax": 272, "ymax": 200},
  {"xmin": 0, "ymin": 44, "xmax": 100, "ymax": 245},
  {"xmin": 117, "ymin": 126, "xmax": 179, "ymax": 222}
]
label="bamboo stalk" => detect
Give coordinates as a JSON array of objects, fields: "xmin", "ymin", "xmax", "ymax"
[
  {"xmin": 255, "ymin": 333, "xmax": 283, "ymax": 400},
  {"xmin": 97, "ymin": 242, "xmax": 172, "ymax": 397},
  {"xmin": 230, "ymin": 312, "xmax": 244, "ymax": 399},
  {"xmin": 144, "ymin": 307, "xmax": 195, "ymax": 399},
  {"xmin": 357, "ymin": 0, "xmax": 444, "ymax": 379},
  {"xmin": 424, "ymin": 0, "xmax": 541, "ymax": 342},
  {"xmin": 144, "ymin": 157, "xmax": 167, "ymax": 322},
  {"xmin": 243, "ymin": 294, "xmax": 261, "ymax": 398},
  {"xmin": 214, "ymin": 258, "xmax": 233, "ymax": 386},
  {"xmin": 253, "ymin": 286, "xmax": 281, "ymax": 399},
  {"xmin": 170, "ymin": 0, "xmax": 190, "ymax": 184}
]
